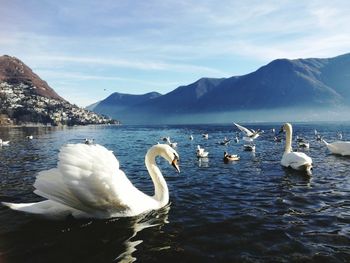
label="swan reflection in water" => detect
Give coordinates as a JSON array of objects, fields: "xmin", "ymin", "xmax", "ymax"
[
  {"xmin": 115, "ymin": 204, "xmax": 170, "ymax": 262},
  {"xmin": 198, "ymin": 157, "xmax": 209, "ymax": 167},
  {"xmin": 0, "ymin": 204, "xmax": 171, "ymax": 263}
]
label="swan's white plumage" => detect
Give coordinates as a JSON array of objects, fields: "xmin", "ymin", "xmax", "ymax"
[
  {"xmin": 323, "ymin": 140, "xmax": 350, "ymax": 156},
  {"xmin": 196, "ymin": 145, "xmax": 208, "ymax": 158},
  {"xmin": 234, "ymin": 122, "xmax": 260, "ymax": 140},
  {"xmin": 281, "ymin": 152, "xmax": 313, "ymax": 171},
  {"xmin": 0, "ymin": 139, "xmax": 10, "ymax": 146},
  {"xmin": 280, "ymin": 123, "xmax": 313, "ymax": 175},
  {"xmin": 3, "ymin": 143, "xmax": 179, "ymax": 219}
]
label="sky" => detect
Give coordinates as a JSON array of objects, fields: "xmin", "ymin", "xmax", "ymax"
[{"xmin": 1, "ymin": 0, "xmax": 350, "ymax": 107}]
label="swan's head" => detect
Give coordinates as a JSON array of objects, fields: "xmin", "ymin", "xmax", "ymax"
[
  {"xmin": 152, "ymin": 144, "xmax": 180, "ymax": 173},
  {"xmin": 279, "ymin": 122, "xmax": 292, "ymax": 134}
]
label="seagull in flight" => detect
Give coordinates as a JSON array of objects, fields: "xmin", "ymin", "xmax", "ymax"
[{"xmin": 233, "ymin": 122, "xmax": 262, "ymax": 142}]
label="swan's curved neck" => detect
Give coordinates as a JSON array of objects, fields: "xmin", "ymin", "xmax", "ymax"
[
  {"xmin": 284, "ymin": 123, "xmax": 293, "ymax": 153},
  {"xmin": 145, "ymin": 148, "xmax": 169, "ymax": 207}
]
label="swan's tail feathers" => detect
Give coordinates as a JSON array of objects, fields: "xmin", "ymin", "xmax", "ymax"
[
  {"xmin": 2, "ymin": 202, "xmax": 36, "ymax": 212},
  {"xmin": 2, "ymin": 200, "xmax": 76, "ymax": 218},
  {"xmin": 2, "ymin": 201, "xmax": 53, "ymax": 215}
]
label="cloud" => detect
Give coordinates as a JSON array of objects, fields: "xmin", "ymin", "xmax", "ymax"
[
  {"xmin": 1, "ymin": 0, "xmax": 350, "ymax": 107},
  {"xmin": 36, "ymin": 69, "xmax": 181, "ymax": 87},
  {"xmin": 26, "ymin": 54, "xmax": 228, "ymax": 76}
]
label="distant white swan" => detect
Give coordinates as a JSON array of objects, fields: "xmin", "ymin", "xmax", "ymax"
[
  {"xmin": 26, "ymin": 135, "xmax": 33, "ymax": 140},
  {"xmin": 161, "ymin": 136, "xmax": 177, "ymax": 148},
  {"xmin": 189, "ymin": 135, "xmax": 194, "ymax": 140},
  {"xmin": 202, "ymin": 133, "xmax": 209, "ymax": 139},
  {"xmin": 322, "ymin": 139, "xmax": 350, "ymax": 156},
  {"xmin": 161, "ymin": 137, "xmax": 170, "ymax": 144},
  {"xmin": 337, "ymin": 132, "xmax": 343, "ymax": 140},
  {"xmin": 84, "ymin": 138, "xmax": 94, "ymax": 145},
  {"xmin": 234, "ymin": 122, "xmax": 261, "ymax": 141},
  {"xmin": 0, "ymin": 139, "xmax": 10, "ymax": 146},
  {"xmin": 196, "ymin": 145, "xmax": 209, "ymax": 158},
  {"xmin": 280, "ymin": 123, "xmax": 313, "ymax": 175},
  {"xmin": 2, "ymin": 143, "xmax": 180, "ymax": 219}
]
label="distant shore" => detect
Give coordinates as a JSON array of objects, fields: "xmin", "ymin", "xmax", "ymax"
[{"xmin": 0, "ymin": 123, "xmax": 121, "ymax": 128}]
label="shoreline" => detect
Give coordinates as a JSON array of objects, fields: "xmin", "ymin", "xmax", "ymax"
[{"xmin": 0, "ymin": 123, "xmax": 121, "ymax": 128}]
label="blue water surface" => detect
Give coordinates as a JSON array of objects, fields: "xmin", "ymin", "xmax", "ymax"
[{"xmin": 0, "ymin": 122, "xmax": 349, "ymax": 262}]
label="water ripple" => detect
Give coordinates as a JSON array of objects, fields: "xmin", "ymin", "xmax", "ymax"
[{"xmin": 0, "ymin": 123, "xmax": 350, "ymax": 262}]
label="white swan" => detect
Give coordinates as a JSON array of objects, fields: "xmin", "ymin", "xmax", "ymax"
[
  {"xmin": 84, "ymin": 138, "xmax": 94, "ymax": 145},
  {"xmin": 280, "ymin": 123, "xmax": 313, "ymax": 175},
  {"xmin": 234, "ymin": 122, "xmax": 261, "ymax": 141},
  {"xmin": 161, "ymin": 136, "xmax": 170, "ymax": 143},
  {"xmin": 0, "ymin": 139, "xmax": 10, "ymax": 146},
  {"xmin": 161, "ymin": 136, "xmax": 177, "ymax": 148},
  {"xmin": 166, "ymin": 138, "xmax": 177, "ymax": 149},
  {"xmin": 196, "ymin": 145, "xmax": 209, "ymax": 158},
  {"xmin": 2, "ymin": 143, "xmax": 180, "ymax": 219},
  {"xmin": 322, "ymin": 139, "xmax": 350, "ymax": 156},
  {"xmin": 337, "ymin": 132, "xmax": 343, "ymax": 140}
]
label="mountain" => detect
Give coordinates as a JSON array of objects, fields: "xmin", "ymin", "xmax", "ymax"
[
  {"xmin": 90, "ymin": 53, "xmax": 350, "ymax": 124},
  {"xmin": 134, "ymin": 77, "xmax": 226, "ymax": 113},
  {"xmin": 86, "ymin": 91, "xmax": 161, "ymax": 117},
  {"xmin": 0, "ymin": 55, "xmax": 118, "ymax": 126},
  {"xmin": 0, "ymin": 55, "xmax": 63, "ymax": 101}
]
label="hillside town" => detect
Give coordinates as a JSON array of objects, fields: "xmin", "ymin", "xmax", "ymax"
[{"xmin": 0, "ymin": 81, "xmax": 119, "ymax": 126}]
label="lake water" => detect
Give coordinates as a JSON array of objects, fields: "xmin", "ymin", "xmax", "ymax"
[{"xmin": 0, "ymin": 123, "xmax": 349, "ymax": 262}]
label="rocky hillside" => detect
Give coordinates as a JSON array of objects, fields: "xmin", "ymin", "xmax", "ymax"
[
  {"xmin": 0, "ymin": 55, "xmax": 118, "ymax": 126},
  {"xmin": 0, "ymin": 55, "xmax": 63, "ymax": 101}
]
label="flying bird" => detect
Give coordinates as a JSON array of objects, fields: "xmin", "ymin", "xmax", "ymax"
[{"xmin": 233, "ymin": 123, "xmax": 262, "ymax": 142}]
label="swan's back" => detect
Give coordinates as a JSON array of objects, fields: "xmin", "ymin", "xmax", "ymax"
[{"xmin": 281, "ymin": 151, "xmax": 312, "ymax": 170}]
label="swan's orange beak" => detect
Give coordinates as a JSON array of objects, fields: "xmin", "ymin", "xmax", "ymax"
[{"xmin": 172, "ymin": 158, "xmax": 180, "ymax": 173}]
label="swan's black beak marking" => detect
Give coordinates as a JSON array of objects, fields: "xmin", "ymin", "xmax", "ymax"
[{"xmin": 172, "ymin": 155, "xmax": 180, "ymax": 173}]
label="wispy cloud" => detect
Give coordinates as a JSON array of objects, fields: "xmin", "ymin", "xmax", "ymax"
[
  {"xmin": 37, "ymin": 69, "xmax": 182, "ymax": 88},
  {"xmin": 30, "ymin": 55, "xmax": 226, "ymax": 75},
  {"xmin": 1, "ymin": 0, "xmax": 350, "ymax": 106}
]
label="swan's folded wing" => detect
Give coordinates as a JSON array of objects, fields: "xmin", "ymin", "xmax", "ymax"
[
  {"xmin": 34, "ymin": 144, "xmax": 139, "ymax": 216},
  {"xmin": 333, "ymin": 142, "xmax": 350, "ymax": 156},
  {"xmin": 234, "ymin": 123, "xmax": 254, "ymax": 137}
]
